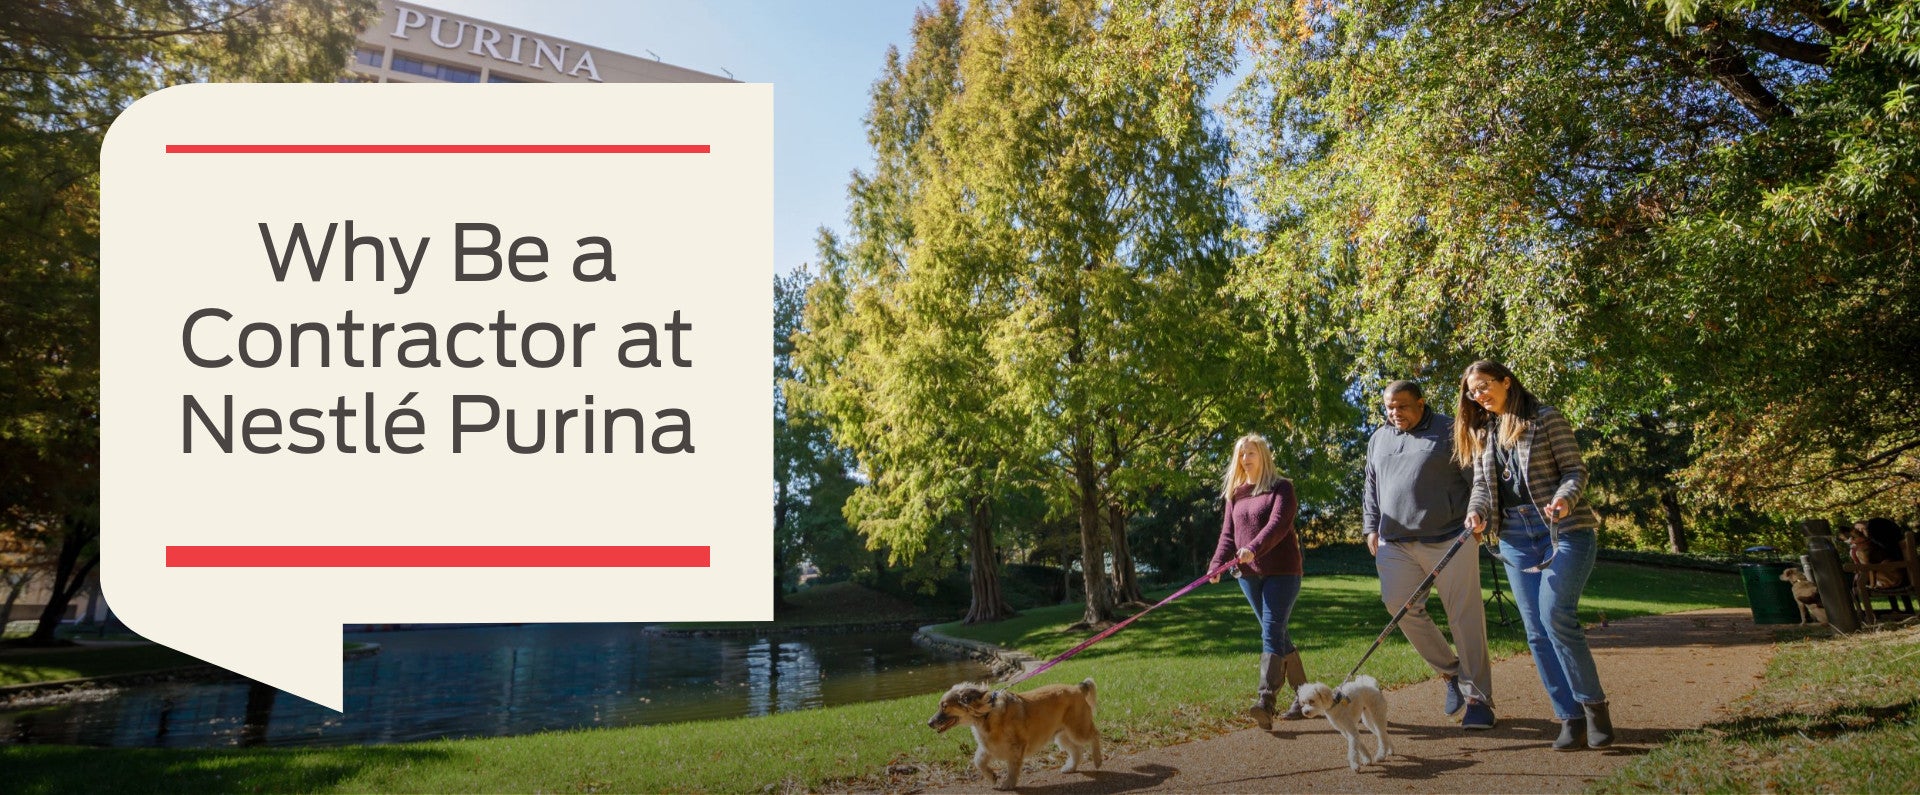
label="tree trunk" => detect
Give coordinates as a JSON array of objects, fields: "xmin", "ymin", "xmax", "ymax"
[
  {"xmin": 773, "ymin": 481, "xmax": 794, "ymax": 614},
  {"xmin": 1107, "ymin": 502, "xmax": 1144, "ymax": 606},
  {"xmin": 963, "ymin": 497, "xmax": 1016, "ymax": 624},
  {"xmin": 1074, "ymin": 444, "xmax": 1117, "ymax": 628},
  {"xmin": 1660, "ymin": 488, "xmax": 1689, "ymax": 554},
  {"xmin": 1, "ymin": 570, "xmax": 33, "ymax": 628},
  {"xmin": 1062, "ymin": 550, "xmax": 1077, "ymax": 604},
  {"xmin": 28, "ymin": 517, "xmax": 98, "ymax": 644}
]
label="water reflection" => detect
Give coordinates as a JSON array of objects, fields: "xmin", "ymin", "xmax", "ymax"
[{"xmin": 0, "ymin": 624, "xmax": 988, "ymax": 748}]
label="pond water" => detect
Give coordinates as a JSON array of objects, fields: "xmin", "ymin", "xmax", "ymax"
[{"xmin": 0, "ymin": 623, "xmax": 991, "ymax": 748}]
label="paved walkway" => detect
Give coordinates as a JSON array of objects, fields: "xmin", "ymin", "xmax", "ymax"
[{"xmin": 933, "ymin": 608, "xmax": 1776, "ymax": 793}]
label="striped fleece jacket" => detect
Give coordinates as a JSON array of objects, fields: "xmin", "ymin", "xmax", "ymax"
[{"xmin": 1466, "ymin": 404, "xmax": 1598, "ymax": 539}]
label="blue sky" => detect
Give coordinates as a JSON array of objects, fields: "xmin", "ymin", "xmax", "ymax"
[{"xmin": 427, "ymin": 1, "xmax": 925, "ymax": 276}]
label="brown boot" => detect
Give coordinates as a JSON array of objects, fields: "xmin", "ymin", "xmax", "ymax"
[
  {"xmin": 1277, "ymin": 651, "xmax": 1309, "ymax": 720},
  {"xmin": 1246, "ymin": 652, "xmax": 1280, "ymax": 729}
]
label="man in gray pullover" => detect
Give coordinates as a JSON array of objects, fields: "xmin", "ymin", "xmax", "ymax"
[{"xmin": 1363, "ymin": 380, "xmax": 1495, "ymax": 729}]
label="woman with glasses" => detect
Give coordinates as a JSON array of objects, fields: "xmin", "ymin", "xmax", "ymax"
[
  {"xmin": 1208, "ymin": 433, "xmax": 1308, "ymax": 729},
  {"xmin": 1454, "ymin": 360, "xmax": 1613, "ymax": 751}
]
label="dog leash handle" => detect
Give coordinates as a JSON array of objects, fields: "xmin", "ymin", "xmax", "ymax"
[{"xmin": 1005, "ymin": 557, "xmax": 1239, "ymax": 686}]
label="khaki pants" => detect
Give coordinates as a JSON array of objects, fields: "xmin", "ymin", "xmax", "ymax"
[{"xmin": 1376, "ymin": 536, "xmax": 1493, "ymax": 707}]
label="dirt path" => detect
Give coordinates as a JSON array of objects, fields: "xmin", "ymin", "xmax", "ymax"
[{"xmin": 932, "ymin": 608, "xmax": 1776, "ymax": 794}]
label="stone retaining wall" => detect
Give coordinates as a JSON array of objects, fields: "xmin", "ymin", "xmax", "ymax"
[
  {"xmin": 911, "ymin": 625, "xmax": 1038, "ymax": 680},
  {"xmin": 641, "ymin": 619, "xmax": 931, "ymax": 639}
]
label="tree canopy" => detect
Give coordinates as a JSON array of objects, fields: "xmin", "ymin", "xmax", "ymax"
[
  {"xmin": 0, "ymin": 0, "xmax": 377, "ymax": 641},
  {"xmin": 1205, "ymin": 0, "xmax": 1917, "ymax": 521}
]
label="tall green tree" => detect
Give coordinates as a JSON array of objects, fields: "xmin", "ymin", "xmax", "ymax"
[
  {"xmin": 0, "ymin": 0, "xmax": 376, "ymax": 643},
  {"xmin": 905, "ymin": 0, "xmax": 1253, "ymax": 626},
  {"xmin": 774, "ymin": 271, "xmax": 862, "ymax": 608},
  {"xmin": 794, "ymin": 2, "xmax": 1025, "ymax": 623},
  {"xmin": 799, "ymin": 0, "xmax": 1277, "ymax": 627}
]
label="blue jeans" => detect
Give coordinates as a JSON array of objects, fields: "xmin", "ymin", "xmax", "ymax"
[
  {"xmin": 1498, "ymin": 506, "xmax": 1606, "ymax": 719},
  {"xmin": 1237, "ymin": 573, "xmax": 1301, "ymax": 656}
]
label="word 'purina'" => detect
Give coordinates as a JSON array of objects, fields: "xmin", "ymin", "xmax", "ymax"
[{"xmin": 391, "ymin": 4, "xmax": 601, "ymax": 82}]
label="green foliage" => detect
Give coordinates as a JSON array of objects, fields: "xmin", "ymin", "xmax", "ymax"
[
  {"xmin": 1200, "ymin": 0, "xmax": 1919, "ymax": 525},
  {"xmin": 796, "ymin": 0, "xmax": 1297, "ymax": 624},
  {"xmin": 775, "ymin": 271, "xmax": 864, "ymax": 595},
  {"xmin": 0, "ymin": 0, "xmax": 378, "ymax": 639}
]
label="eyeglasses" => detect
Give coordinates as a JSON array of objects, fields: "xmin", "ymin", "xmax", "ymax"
[{"xmin": 1466, "ymin": 381, "xmax": 1499, "ymax": 398}]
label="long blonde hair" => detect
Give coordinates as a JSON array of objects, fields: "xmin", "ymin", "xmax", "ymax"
[
  {"xmin": 1452, "ymin": 359, "xmax": 1541, "ymax": 467},
  {"xmin": 1221, "ymin": 433, "xmax": 1280, "ymax": 501}
]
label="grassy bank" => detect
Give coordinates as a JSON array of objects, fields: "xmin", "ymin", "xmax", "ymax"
[
  {"xmin": 1, "ymin": 643, "xmax": 375, "ymax": 687},
  {"xmin": 0, "ymin": 559, "xmax": 1744, "ymax": 793},
  {"xmin": 1595, "ymin": 623, "xmax": 1920, "ymax": 793},
  {"xmin": 0, "ymin": 644, "xmax": 207, "ymax": 686}
]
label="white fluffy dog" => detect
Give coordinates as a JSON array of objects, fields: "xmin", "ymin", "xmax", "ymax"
[{"xmin": 1296, "ymin": 676, "xmax": 1394, "ymax": 772}]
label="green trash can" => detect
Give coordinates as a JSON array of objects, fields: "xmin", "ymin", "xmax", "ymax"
[{"xmin": 1739, "ymin": 561, "xmax": 1801, "ymax": 625}]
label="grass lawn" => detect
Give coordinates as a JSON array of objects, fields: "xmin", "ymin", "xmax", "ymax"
[
  {"xmin": 0, "ymin": 554, "xmax": 1744, "ymax": 793},
  {"xmin": 1594, "ymin": 622, "xmax": 1920, "ymax": 793}
]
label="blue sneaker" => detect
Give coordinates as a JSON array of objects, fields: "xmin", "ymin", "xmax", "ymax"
[
  {"xmin": 1462, "ymin": 700, "xmax": 1496, "ymax": 730},
  {"xmin": 1442, "ymin": 675, "xmax": 1465, "ymax": 716}
]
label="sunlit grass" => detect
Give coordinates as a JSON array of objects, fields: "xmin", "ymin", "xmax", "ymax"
[{"xmin": 1594, "ymin": 623, "xmax": 1920, "ymax": 794}]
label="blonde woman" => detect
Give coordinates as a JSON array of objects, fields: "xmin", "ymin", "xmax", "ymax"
[
  {"xmin": 1454, "ymin": 360, "xmax": 1613, "ymax": 751},
  {"xmin": 1208, "ymin": 433, "xmax": 1306, "ymax": 729}
]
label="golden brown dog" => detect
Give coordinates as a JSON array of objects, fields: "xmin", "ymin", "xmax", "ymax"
[
  {"xmin": 1780, "ymin": 567, "xmax": 1827, "ymax": 624},
  {"xmin": 926, "ymin": 678, "xmax": 1100, "ymax": 790}
]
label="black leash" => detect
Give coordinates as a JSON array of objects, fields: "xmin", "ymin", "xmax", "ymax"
[{"xmin": 1333, "ymin": 531, "xmax": 1473, "ymax": 703}]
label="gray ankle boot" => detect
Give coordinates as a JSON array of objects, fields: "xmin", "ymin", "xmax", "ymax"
[
  {"xmin": 1554, "ymin": 717, "xmax": 1587, "ymax": 751},
  {"xmin": 1246, "ymin": 652, "xmax": 1281, "ymax": 730},
  {"xmin": 1584, "ymin": 701, "xmax": 1614, "ymax": 748},
  {"xmin": 1276, "ymin": 651, "xmax": 1309, "ymax": 720}
]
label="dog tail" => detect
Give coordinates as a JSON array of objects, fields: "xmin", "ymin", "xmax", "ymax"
[{"xmin": 1080, "ymin": 677, "xmax": 1097, "ymax": 714}]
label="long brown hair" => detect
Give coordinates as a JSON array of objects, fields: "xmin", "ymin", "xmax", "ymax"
[{"xmin": 1452, "ymin": 360, "xmax": 1541, "ymax": 467}]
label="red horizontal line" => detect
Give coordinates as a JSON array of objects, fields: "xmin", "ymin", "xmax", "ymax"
[
  {"xmin": 164, "ymin": 144, "xmax": 709, "ymax": 154},
  {"xmin": 167, "ymin": 545, "xmax": 710, "ymax": 567}
]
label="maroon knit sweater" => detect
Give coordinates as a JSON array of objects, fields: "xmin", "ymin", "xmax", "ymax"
[{"xmin": 1209, "ymin": 480, "xmax": 1302, "ymax": 576}]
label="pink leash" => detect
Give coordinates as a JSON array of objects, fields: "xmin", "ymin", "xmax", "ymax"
[{"xmin": 1004, "ymin": 558, "xmax": 1240, "ymax": 686}]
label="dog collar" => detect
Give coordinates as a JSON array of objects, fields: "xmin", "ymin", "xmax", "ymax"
[
  {"xmin": 1332, "ymin": 691, "xmax": 1349, "ymax": 706},
  {"xmin": 990, "ymin": 689, "xmax": 1005, "ymax": 705}
]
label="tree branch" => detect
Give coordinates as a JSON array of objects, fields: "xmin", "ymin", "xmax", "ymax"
[
  {"xmin": 1773, "ymin": 436, "xmax": 1920, "ymax": 490},
  {"xmin": 1781, "ymin": 0, "xmax": 1850, "ymax": 39},
  {"xmin": 1694, "ymin": 33, "xmax": 1793, "ymax": 124},
  {"xmin": 1716, "ymin": 19, "xmax": 1830, "ymax": 67},
  {"xmin": 2, "ymin": 0, "xmax": 275, "ymax": 44}
]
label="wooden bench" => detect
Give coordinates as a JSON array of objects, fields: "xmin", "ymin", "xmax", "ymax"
[{"xmin": 1843, "ymin": 530, "xmax": 1920, "ymax": 623}]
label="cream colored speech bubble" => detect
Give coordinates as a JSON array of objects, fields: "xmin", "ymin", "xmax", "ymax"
[{"xmin": 101, "ymin": 83, "xmax": 772, "ymax": 711}]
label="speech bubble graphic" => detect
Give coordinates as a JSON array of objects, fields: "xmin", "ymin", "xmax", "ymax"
[{"xmin": 100, "ymin": 83, "xmax": 772, "ymax": 711}]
